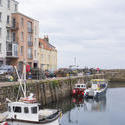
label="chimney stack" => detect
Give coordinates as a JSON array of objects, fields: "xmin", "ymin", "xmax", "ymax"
[{"xmin": 44, "ymin": 35, "xmax": 49, "ymax": 42}]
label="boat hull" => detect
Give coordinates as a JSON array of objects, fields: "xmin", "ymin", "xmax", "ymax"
[
  {"xmin": 7, "ymin": 118, "xmax": 59, "ymax": 125},
  {"xmin": 6, "ymin": 111, "xmax": 62, "ymax": 125},
  {"xmin": 85, "ymin": 84, "xmax": 108, "ymax": 99}
]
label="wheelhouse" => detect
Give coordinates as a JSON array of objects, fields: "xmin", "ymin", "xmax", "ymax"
[
  {"xmin": 8, "ymin": 102, "xmax": 40, "ymax": 122},
  {"xmin": 75, "ymin": 84, "xmax": 86, "ymax": 89}
]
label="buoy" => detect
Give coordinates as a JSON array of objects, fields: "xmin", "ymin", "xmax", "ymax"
[
  {"xmin": 82, "ymin": 92, "xmax": 84, "ymax": 95},
  {"xmin": 72, "ymin": 89, "xmax": 76, "ymax": 94}
]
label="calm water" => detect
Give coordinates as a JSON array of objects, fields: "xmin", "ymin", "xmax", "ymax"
[
  {"xmin": 1, "ymin": 83, "xmax": 125, "ymax": 125},
  {"xmin": 60, "ymin": 88, "xmax": 125, "ymax": 125},
  {"xmin": 46, "ymin": 83, "xmax": 125, "ymax": 125}
]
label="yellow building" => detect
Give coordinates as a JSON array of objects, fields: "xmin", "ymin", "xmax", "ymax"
[{"xmin": 38, "ymin": 36, "xmax": 57, "ymax": 71}]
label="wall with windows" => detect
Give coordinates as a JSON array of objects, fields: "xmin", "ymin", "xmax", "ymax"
[
  {"xmin": 38, "ymin": 38, "xmax": 57, "ymax": 71},
  {"xmin": 0, "ymin": 0, "xmax": 18, "ymax": 65},
  {"xmin": 33, "ymin": 20, "xmax": 39, "ymax": 68},
  {"xmin": 12, "ymin": 13, "xmax": 39, "ymax": 68}
]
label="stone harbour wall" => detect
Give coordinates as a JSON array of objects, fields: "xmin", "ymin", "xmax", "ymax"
[{"xmin": 0, "ymin": 75, "xmax": 105, "ymax": 111}]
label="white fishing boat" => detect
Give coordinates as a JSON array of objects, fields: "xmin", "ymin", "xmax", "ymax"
[
  {"xmin": 4, "ymin": 62, "xmax": 62, "ymax": 125},
  {"xmin": 84, "ymin": 79, "xmax": 108, "ymax": 98}
]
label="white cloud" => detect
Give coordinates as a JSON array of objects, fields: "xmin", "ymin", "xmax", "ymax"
[{"xmin": 17, "ymin": 0, "xmax": 125, "ymax": 69}]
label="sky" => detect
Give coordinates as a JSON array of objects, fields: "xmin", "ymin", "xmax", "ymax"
[{"xmin": 17, "ymin": 0, "xmax": 125, "ymax": 69}]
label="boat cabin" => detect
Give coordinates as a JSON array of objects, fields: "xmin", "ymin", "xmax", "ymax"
[
  {"xmin": 8, "ymin": 102, "xmax": 40, "ymax": 122},
  {"xmin": 91, "ymin": 79, "xmax": 107, "ymax": 90},
  {"xmin": 75, "ymin": 84, "xmax": 86, "ymax": 89}
]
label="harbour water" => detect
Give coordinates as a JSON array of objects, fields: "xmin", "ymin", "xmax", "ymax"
[
  {"xmin": 46, "ymin": 83, "xmax": 125, "ymax": 125},
  {"xmin": 1, "ymin": 83, "xmax": 125, "ymax": 125}
]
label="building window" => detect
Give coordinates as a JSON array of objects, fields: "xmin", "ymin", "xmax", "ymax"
[
  {"xmin": 7, "ymin": 15, "xmax": 10, "ymax": 24},
  {"xmin": 7, "ymin": 0, "xmax": 10, "ymax": 9},
  {"xmin": 41, "ymin": 54, "xmax": 44, "ymax": 61},
  {"xmin": 15, "ymin": 4, "xmax": 17, "ymax": 11},
  {"xmin": 21, "ymin": 32, "xmax": 23, "ymax": 42},
  {"xmin": 7, "ymin": 30, "xmax": 10, "ymax": 40},
  {"xmin": 0, "ymin": 43, "xmax": 1, "ymax": 52},
  {"xmin": 13, "ymin": 44, "xmax": 18, "ymax": 56},
  {"xmin": 12, "ymin": 18, "xmax": 16, "ymax": 28},
  {"xmin": 0, "ymin": 27, "xmax": 1, "ymax": 38},
  {"xmin": 34, "ymin": 50, "xmax": 36, "ymax": 58},
  {"xmin": 48, "ymin": 55, "xmax": 50, "ymax": 63},
  {"xmin": 0, "ymin": 12, "xmax": 2, "ymax": 22},
  {"xmin": 20, "ymin": 46, "xmax": 23, "ymax": 56},
  {"xmin": 7, "ymin": 43, "xmax": 12, "ymax": 52},
  {"xmin": 28, "ymin": 33, "xmax": 32, "ymax": 46},
  {"xmin": 28, "ymin": 33, "xmax": 32, "ymax": 42},
  {"xmin": 27, "ymin": 21, "xmax": 32, "ymax": 32},
  {"xmin": 28, "ymin": 48, "xmax": 32, "ymax": 59},
  {"xmin": 21, "ymin": 17, "xmax": 24, "ymax": 27},
  {"xmin": 12, "ymin": 32, "xmax": 16, "ymax": 42}
]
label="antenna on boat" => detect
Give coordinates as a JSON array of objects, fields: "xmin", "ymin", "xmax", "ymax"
[{"xmin": 14, "ymin": 60, "xmax": 27, "ymax": 98}]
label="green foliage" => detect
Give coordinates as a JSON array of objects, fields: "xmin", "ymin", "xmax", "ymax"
[{"xmin": 52, "ymin": 80, "xmax": 59, "ymax": 88}]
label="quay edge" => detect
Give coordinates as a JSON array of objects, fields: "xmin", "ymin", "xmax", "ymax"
[{"xmin": 0, "ymin": 74, "xmax": 106, "ymax": 111}]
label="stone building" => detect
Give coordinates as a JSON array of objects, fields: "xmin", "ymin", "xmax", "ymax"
[{"xmin": 38, "ymin": 36, "xmax": 57, "ymax": 71}]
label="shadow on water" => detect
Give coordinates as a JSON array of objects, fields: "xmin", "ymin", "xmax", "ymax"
[{"xmin": 109, "ymin": 82, "xmax": 125, "ymax": 88}]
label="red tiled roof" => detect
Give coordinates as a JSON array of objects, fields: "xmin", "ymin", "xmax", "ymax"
[{"xmin": 39, "ymin": 38, "xmax": 57, "ymax": 51}]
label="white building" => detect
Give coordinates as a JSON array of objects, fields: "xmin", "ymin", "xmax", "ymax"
[
  {"xmin": 0, "ymin": 0, "xmax": 18, "ymax": 66},
  {"xmin": 33, "ymin": 20, "xmax": 39, "ymax": 68}
]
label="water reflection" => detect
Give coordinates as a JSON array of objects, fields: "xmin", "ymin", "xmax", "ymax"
[
  {"xmin": 72, "ymin": 96, "xmax": 106, "ymax": 112},
  {"xmin": 85, "ymin": 97, "xmax": 106, "ymax": 112}
]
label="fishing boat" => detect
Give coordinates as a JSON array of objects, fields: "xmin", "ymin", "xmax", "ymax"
[
  {"xmin": 4, "ymin": 62, "xmax": 62, "ymax": 125},
  {"xmin": 84, "ymin": 79, "xmax": 108, "ymax": 98},
  {"xmin": 72, "ymin": 83, "xmax": 86, "ymax": 96}
]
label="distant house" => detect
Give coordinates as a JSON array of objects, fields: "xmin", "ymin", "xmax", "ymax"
[{"xmin": 39, "ymin": 36, "xmax": 57, "ymax": 71}]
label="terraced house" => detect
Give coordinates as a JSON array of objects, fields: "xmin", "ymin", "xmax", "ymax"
[
  {"xmin": 11, "ymin": 13, "xmax": 39, "ymax": 69},
  {"xmin": 39, "ymin": 36, "xmax": 57, "ymax": 71},
  {"xmin": 0, "ymin": 0, "xmax": 57, "ymax": 71}
]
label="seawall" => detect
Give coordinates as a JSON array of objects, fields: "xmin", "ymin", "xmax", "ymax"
[{"xmin": 0, "ymin": 74, "xmax": 105, "ymax": 111}]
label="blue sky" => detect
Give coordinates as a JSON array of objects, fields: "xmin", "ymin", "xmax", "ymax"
[{"xmin": 17, "ymin": 0, "xmax": 125, "ymax": 69}]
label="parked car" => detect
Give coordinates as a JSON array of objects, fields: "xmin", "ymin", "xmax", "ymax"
[{"xmin": 0, "ymin": 65, "xmax": 14, "ymax": 75}]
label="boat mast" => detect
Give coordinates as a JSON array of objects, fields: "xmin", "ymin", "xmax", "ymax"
[{"xmin": 23, "ymin": 61, "xmax": 27, "ymax": 98}]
